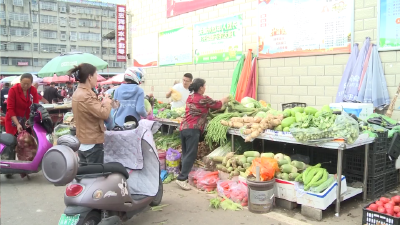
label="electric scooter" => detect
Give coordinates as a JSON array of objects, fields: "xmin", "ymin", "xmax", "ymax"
[
  {"xmin": 42, "ymin": 121, "xmax": 163, "ymax": 225},
  {"xmin": 0, "ymin": 103, "xmax": 54, "ymax": 177}
]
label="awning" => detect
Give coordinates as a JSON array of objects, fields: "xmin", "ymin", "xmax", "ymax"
[{"xmin": 0, "ymin": 72, "xmax": 38, "ymax": 75}]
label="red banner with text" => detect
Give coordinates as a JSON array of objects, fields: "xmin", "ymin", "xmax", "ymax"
[
  {"xmin": 167, "ymin": 0, "xmax": 233, "ymax": 18},
  {"xmin": 116, "ymin": 5, "xmax": 126, "ymax": 62}
]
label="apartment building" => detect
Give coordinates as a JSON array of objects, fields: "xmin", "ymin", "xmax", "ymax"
[{"xmin": 0, "ymin": 0, "xmax": 126, "ymax": 76}]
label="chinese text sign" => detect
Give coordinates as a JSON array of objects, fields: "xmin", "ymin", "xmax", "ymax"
[{"xmin": 116, "ymin": 5, "xmax": 126, "ymax": 62}]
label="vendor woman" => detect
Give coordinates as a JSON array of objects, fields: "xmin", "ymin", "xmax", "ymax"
[{"xmin": 176, "ymin": 78, "xmax": 229, "ymax": 190}]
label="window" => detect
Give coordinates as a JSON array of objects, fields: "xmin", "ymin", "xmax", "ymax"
[
  {"xmin": 0, "ymin": 27, "xmax": 7, "ymax": 35},
  {"xmin": 31, "ymin": 4, "xmax": 38, "ymax": 11},
  {"xmin": 60, "ymin": 17, "xmax": 67, "ymax": 26},
  {"xmin": 40, "ymin": 15, "xmax": 57, "ymax": 24},
  {"xmin": 1, "ymin": 57, "xmax": 8, "ymax": 65},
  {"xmin": 41, "ymin": 30, "xmax": 57, "ymax": 39},
  {"xmin": 78, "ymin": 46, "xmax": 100, "ymax": 54},
  {"xmin": 40, "ymin": 44, "xmax": 66, "ymax": 53},
  {"xmin": 33, "ymin": 58, "xmax": 38, "ymax": 66},
  {"xmin": 109, "ymin": 22, "xmax": 116, "ymax": 29},
  {"xmin": 109, "ymin": 11, "xmax": 115, "ymax": 18},
  {"xmin": 70, "ymin": 31, "xmax": 77, "ymax": 41},
  {"xmin": 79, "ymin": 19, "xmax": 100, "ymax": 28},
  {"xmin": 102, "ymin": 9, "xmax": 108, "ymax": 17},
  {"xmin": 110, "ymin": 48, "xmax": 116, "ymax": 55},
  {"xmin": 0, "ymin": 11, "xmax": 5, "ymax": 19},
  {"xmin": 78, "ymin": 32, "xmax": 101, "ymax": 42},
  {"xmin": 32, "ymin": 14, "xmax": 38, "ymax": 23},
  {"xmin": 40, "ymin": 1, "xmax": 57, "ymax": 11},
  {"xmin": 0, "ymin": 0, "xmax": 5, "ymax": 4},
  {"xmin": 1, "ymin": 42, "xmax": 30, "ymax": 51},
  {"xmin": 69, "ymin": 18, "xmax": 76, "ymax": 27},
  {"xmin": 69, "ymin": 6, "xmax": 77, "ymax": 14},
  {"xmin": 102, "ymin": 48, "xmax": 107, "ymax": 55},
  {"xmin": 102, "ymin": 21, "xmax": 108, "ymax": 29},
  {"xmin": 12, "ymin": 0, "xmax": 23, "ymax": 6},
  {"xmin": 33, "ymin": 43, "xmax": 38, "ymax": 51},
  {"xmin": 108, "ymin": 60, "xmax": 121, "ymax": 67},
  {"xmin": 70, "ymin": 45, "xmax": 77, "ymax": 52},
  {"xmin": 9, "ymin": 13, "xmax": 29, "ymax": 22},
  {"xmin": 60, "ymin": 31, "xmax": 66, "ymax": 40},
  {"xmin": 33, "ymin": 29, "xmax": 37, "ymax": 37},
  {"xmin": 10, "ymin": 28, "xmax": 30, "ymax": 37},
  {"xmin": 60, "ymin": 6, "xmax": 66, "ymax": 13},
  {"xmin": 11, "ymin": 58, "xmax": 31, "ymax": 66}
]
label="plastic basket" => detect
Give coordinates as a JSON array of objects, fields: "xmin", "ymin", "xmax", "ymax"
[
  {"xmin": 344, "ymin": 150, "xmax": 387, "ymax": 177},
  {"xmin": 312, "ymin": 148, "xmax": 338, "ymax": 174},
  {"xmin": 281, "ymin": 102, "xmax": 307, "ymax": 110},
  {"xmin": 372, "ymin": 130, "xmax": 388, "ymax": 153},
  {"xmin": 344, "ymin": 173, "xmax": 385, "ymax": 199},
  {"xmin": 385, "ymin": 170, "xmax": 399, "ymax": 192},
  {"xmin": 362, "ymin": 201, "xmax": 400, "ymax": 225},
  {"xmin": 388, "ymin": 133, "xmax": 400, "ymax": 159},
  {"xmin": 387, "ymin": 158, "xmax": 396, "ymax": 171}
]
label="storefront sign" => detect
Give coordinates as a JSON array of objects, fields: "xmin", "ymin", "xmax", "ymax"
[
  {"xmin": 193, "ymin": 15, "xmax": 243, "ymax": 64},
  {"xmin": 159, "ymin": 27, "xmax": 192, "ymax": 66},
  {"xmin": 258, "ymin": 0, "xmax": 354, "ymax": 58},
  {"xmin": 132, "ymin": 33, "xmax": 158, "ymax": 67},
  {"xmin": 17, "ymin": 62, "xmax": 29, "ymax": 66},
  {"xmin": 116, "ymin": 5, "xmax": 126, "ymax": 62},
  {"xmin": 167, "ymin": 0, "xmax": 233, "ymax": 18},
  {"xmin": 378, "ymin": 0, "xmax": 400, "ymax": 51}
]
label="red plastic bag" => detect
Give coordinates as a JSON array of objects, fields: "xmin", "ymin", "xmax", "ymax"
[
  {"xmin": 249, "ymin": 157, "xmax": 279, "ymax": 181},
  {"xmin": 197, "ymin": 171, "xmax": 219, "ymax": 191},
  {"xmin": 217, "ymin": 180, "xmax": 248, "ymax": 206}
]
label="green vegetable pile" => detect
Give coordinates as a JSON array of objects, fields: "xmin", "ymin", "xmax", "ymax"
[
  {"xmin": 154, "ymin": 131, "xmax": 181, "ymax": 150},
  {"xmin": 292, "ymin": 163, "xmax": 335, "ymax": 193},
  {"xmin": 156, "ymin": 109, "xmax": 180, "ymax": 119}
]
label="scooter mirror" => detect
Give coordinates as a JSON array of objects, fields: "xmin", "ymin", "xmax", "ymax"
[{"xmin": 42, "ymin": 145, "xmax": 79, "ymax": 186}]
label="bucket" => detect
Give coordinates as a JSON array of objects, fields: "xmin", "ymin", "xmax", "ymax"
[
  {"xmin": 247, "ymin": 177, "xmax": 275, "ymax": 214},
  {"xmin": 158, "ymin": 150, "xmax": 166, "ymax": 170}
]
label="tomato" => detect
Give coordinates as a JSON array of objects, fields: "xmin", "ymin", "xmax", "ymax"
[
  {"xmin": 394, "ymin": 206, "xmax": 400, "ymax": 213},
  {"xmin": 397, "ymin": 212, "xmax": 400, "ymax": 217},
  {"xmin": 369, "ymin": 204, "xmax": 378, "ymax": 211},
  {"xmin": 388, "ymin": 201, "xmax": 396, "ymax": 206},
  {"xmin": 392, "ymin": 196, "xmax": 400, "ymax": 203},
  {"xmin": 387, "ymin": 208, "xmax": 395, "ymax": 216},
  {"xmin": 381, "ymin": 197, "xmax": 390, "ymax": 204},
  {"xmin": 376, "ymin": 201, "xmax": 384, "ymax": 206},
  {"xmin": 385, "ymin": 203, "xmax": 394, "ymax": 209},
  {"xmin": 378, "ymin": 206, "xmax": 386, "ymax": 213}
]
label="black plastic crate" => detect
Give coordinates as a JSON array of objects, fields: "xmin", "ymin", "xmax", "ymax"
[
  {"xmin": 312, "ymin": 148, "xmax": 338, "ymax": 174},
  {"xmin": 388, "ymin": 133, "xmax": 400, "ymax": 159},
  {"xmin": 363, "ymin": 201, "xmax": 400, "ymax": 225},
  {"xmin": 281, "ymin": 102, "xmax": 307, "ymax": 110},
  {"xmin": 372, "ymin": 130, "xmax": 389, "ymax": 153},
  {"xmin": 385, "ymin": 170, "xmax": 399, "ymax": 192},
  {"xmin": 387, "ymin": 158, "xmax": 396, "ymax": 171},
  {"xmin": 344, "ymin": 150, "xmax": 387, "ymax": 177},
  {"xmin": 344, "ymin": 173, "xmax": 385, "ymax": 199}
]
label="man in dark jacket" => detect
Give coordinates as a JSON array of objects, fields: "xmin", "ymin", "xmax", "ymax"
[
  {"xmin": 43, "ymin": 82, "xmax": 64, "ymax": 103},
  {"xmin": 0, "ymin": 83, "xmax": 10, "ymax": 114},
  {"xmin": 66, "ymin": 81, "xmax": 74, "ymax": 97}
]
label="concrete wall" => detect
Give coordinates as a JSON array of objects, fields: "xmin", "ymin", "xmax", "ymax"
[{"xmin": 129, "ymin": 0, "xmax": 400, "ymax": 120}]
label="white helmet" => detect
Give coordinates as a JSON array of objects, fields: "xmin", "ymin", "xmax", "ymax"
[{"xmin": 124, "ymin": 67, "xmax": 144, "ymax": 84}]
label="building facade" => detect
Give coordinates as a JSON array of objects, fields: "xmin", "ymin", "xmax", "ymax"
[
  {"xmin": 0, "ymin": 0, "xmax": 126, "ymax": 76},
  {"xmin": 129, "ymin": 0, "xmax": 400, "ymax": 120}
]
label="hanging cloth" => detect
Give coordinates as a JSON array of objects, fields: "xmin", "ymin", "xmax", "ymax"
[
  {"xmin": 243, "ymin": 58, "xmax": 258, "ymax": 99},
  {"xmin": 343, "ymin": 37, "xmax": 371, "ymax": 102},
  {"xmin": 230, "ymin": 54, "xmax": 245, "ymax": 96},
  {"xmin": 235, "ymin": 49, "xmax": 253, "ymax": 101},
  {"xmin": 335, "ymin": 43, "xmax": 359, "ymax": 103}
]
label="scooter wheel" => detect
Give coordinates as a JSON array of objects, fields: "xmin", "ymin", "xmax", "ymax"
[
  {"xmin": 5, "ymin": 174, "xmax": 13, "ymax": 179},
  {"xmin": 150, "ymin": 178, "xmax": 163, "ymax": 206},
  {"xmin": 78, "ymin": 211, "xmax": 101, "ymax": 225}
]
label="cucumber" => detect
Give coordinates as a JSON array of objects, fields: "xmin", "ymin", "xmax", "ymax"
[
  {"xmin": 212, "ymin": 156, "xmax": 224, "ymax": 163},
  {"xmin": 311, "ymin": 176, "xmax": 335, "ymax": 193},
  {"xmin": 261, "ymin": 152, "xmax": 274, "ymax": 158},
  {"xmin": 244, "ymin": 151, "xmax": 260, "ymax": 157},
  {"xmin": 278, "ymin": 159, "xmax": 289, "ymax": 166}
]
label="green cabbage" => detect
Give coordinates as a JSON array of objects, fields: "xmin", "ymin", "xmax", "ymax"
[
  {"xmin": 244, "ymin": 103, "xmax": 255, "ymax": 108},
  {"xmin": 241, "ymin": 97, "xmax": 261, "ymax": 108},
  {"xmin": 255, "ymin": 111, "xmax": 267, "ymax": 118}
]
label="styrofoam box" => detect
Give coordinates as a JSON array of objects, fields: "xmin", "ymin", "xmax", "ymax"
[
  {"xmin": 274, "ymin": 179, "xmax": 297, "ymax": 202},
  {"xmin": 296, "ymin": 175, "xmax": 347, "ymax": 210},
  {"xmin": 329, "ymin": 103, "xmax": 373, "ymax": 120}
]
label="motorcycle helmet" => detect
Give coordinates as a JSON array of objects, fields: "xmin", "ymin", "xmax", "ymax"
[{"xmin": 57, "ymin": 135, "xmax": 80, "ymax": 152}]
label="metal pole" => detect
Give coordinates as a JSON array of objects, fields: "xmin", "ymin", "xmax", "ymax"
[
  {"xmin": 363, "ymin": 144, "xmax": 369, "ymax": 201},
  {"xmin": 335, "ymin": 148, "xmax": 344, "ymax": 216},
  {"xmin": 262, "ymin": 139, "xmax": 265, "ymax": 152},
  {"xmin": 231, "ymin": 134, "xmax": 234, "ymax": 152}
]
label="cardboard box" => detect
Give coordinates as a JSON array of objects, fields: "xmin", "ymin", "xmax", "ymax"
[
  {"xmin": 329, "ymin": 103, "xmax": 373, "ymax": 120},
  {"xmin": 295, "ymin": 175, "xmax": 347, "ymax": 210}
]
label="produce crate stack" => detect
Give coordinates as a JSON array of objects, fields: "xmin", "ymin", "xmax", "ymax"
[
  {"xmin": 312, "ymin": 148, "xmax": 338, "ymax": 174},
  {"xmin": 343, "ymin": 131, "xmax": 399, "ymax": 199}
]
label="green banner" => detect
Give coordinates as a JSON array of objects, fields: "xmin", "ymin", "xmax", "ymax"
[{"xmin": 193, "ymin": 15, "xmax": 243, "ymax": 64}]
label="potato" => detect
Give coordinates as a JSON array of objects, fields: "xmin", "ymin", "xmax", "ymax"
[
  {"xmin": 233, "ymin": 122, "xmax": 244, "ymax": 128},
  {"xmin": 250, "ymin": 131, "xmax": 260, "ymax": 138},
  {"xmin": 251, "ymin": 123, "xmax": 260, "ymax": 129},
  {"xmin": 254, "ymin": 117, "xmax": 262, "ymax": 123},
  {"xmin": 243, "ymin": 129, "xmax": 252, "ymax": 135},
  {"xmin": 243, "ymin": 117, "xmax": 254, "ymax": 123}
]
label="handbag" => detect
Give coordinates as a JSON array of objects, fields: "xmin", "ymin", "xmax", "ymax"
[{"xmin": 11, "ymin": 88, "xmax": 31, "ymax": 128}]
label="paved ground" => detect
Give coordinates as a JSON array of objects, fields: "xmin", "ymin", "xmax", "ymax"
[{"xmin": 0, "ymin": 172, "xmax": 374, "ymax": 225}]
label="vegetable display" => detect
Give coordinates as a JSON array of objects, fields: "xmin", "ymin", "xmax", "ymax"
[{"xmin": 366, "ymin": 196, "xmax": 400, "ymax": 217}]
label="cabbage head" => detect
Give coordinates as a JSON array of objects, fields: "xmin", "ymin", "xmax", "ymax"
[
  {"xmin": 241, "ymin": 97, "xmax": 261, "ymax": 108},
  {"xmin": 255, "ymin": 111, "xmax": 267, "ymax": 118}
]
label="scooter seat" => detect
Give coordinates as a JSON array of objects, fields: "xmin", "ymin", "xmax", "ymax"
[
  {"xmin": 77, "ymin": 162, "xmax": 129, "ymax": 179},
  {"xmin": 0, "ymin": 133, "xmax": 17, "ymax": 146}
]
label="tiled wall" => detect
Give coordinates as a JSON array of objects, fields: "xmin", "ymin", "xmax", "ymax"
[{"xmin": 128, "ymin": 0, "xmax": 400, "ymax": 119}]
